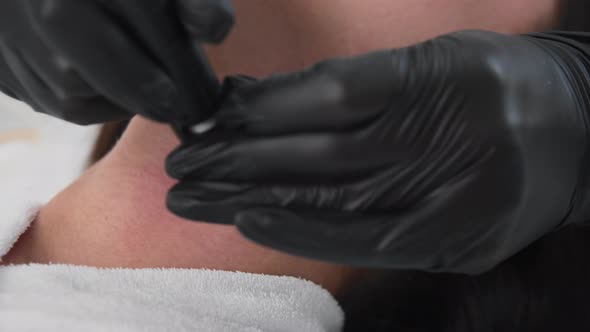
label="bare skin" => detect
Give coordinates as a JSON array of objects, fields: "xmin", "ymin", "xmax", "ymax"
[{"xmin": 2, "ymin": 0, "xmax": 560, "ymax": 295}]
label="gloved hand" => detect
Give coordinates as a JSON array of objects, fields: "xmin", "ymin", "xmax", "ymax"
[
  {"xmin": 166, "ymin": 30, "xmax": 590, "ymax": 274},
  {"xmin": 0, "ymin": 0, "xmax": 233, "ymax": 125}
]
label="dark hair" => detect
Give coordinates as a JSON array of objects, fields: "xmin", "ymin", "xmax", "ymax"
[{"xmin": 337, "ymin": 224, "xmax": 590, "ymax": 331}]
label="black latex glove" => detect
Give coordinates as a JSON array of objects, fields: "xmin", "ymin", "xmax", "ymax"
[
  {"xmin": 166, "ymin": 30, "xmax": 590, "ymax": 274},
  {"xmin": 0, "ymin": 0, "xmax": 232, "ymax": 125}
]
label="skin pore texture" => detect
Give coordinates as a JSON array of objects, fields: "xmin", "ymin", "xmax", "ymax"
[{"xmin": 2, "ymin": 0, "xmax": 559, "ymax": 296}]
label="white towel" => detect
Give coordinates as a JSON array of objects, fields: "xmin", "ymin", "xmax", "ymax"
[
  {"xmin": 0, "ymin": 97, "xmax": 345, "ymax": 331},
  {"xmin": 0, "ymin": 97, "xmax": 100, "ymax": 260},
  {"xmin": 0, "ymin": 264, "xmax": 344, "ymax": 332}
]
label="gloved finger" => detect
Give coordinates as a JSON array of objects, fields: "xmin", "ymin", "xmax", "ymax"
[
  {"xmin": 234, "ymin": 167, "xmax": 497, "ymax": 273},
  {"xmin": 165, "ymin": 171, "xmax": 403, "ymax": 223},
  {"xmin": 166, "ymin": 131, "xmax": 403, "ymax": 183},
  {"xmin": 16, "ymin": 37, "xmax": 97, "ymax": 100},
  {"xmin": 100, "ymin": 0, "xmax": 221, "ymax": 124},
  {"xmin": 166, "ymin": 180, "xmax": 363, "ymax": 224},
  {"xmin": 167, "ymin": 181, "xmax": 255, "ymax": 224},
  {"xmin": 176, "ymin": 0, "xmax": 235, "ymax": 43},
  {"xmin": 2, "ymin": 46, "xmax": 132, "ymax": 125},
  {"xmin": 214, "ymin": 51, "xmax": 396, "ymax": 136},
  {"xmin": 235, "ymin": 208, "xmax": 392, "ymax": 268},
  {"xmin": 26, "ymin": 1, "xmax": 179, "ymax": 123}
]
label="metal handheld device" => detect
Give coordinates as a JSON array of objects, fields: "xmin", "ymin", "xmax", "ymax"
[{"xmin": 171, "ymin": 45, "xmax": 220, "ymax": 141}]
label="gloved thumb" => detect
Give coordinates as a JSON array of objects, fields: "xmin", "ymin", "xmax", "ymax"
[{"xmin": 176, "ymin": 0, "xmax": 235, "ymax": 43}]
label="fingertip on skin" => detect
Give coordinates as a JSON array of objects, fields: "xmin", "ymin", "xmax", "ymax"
[
  {"xmin": 166, "ymin": 188, "xmax": 192, "ymax": 219},
  {"xmin": 165, "ymin": 151, "xmax": 184, "ymax": 180},
  {"xmin": 166, "ymin": 187, "xmax": 238, "ymax": 225}
]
